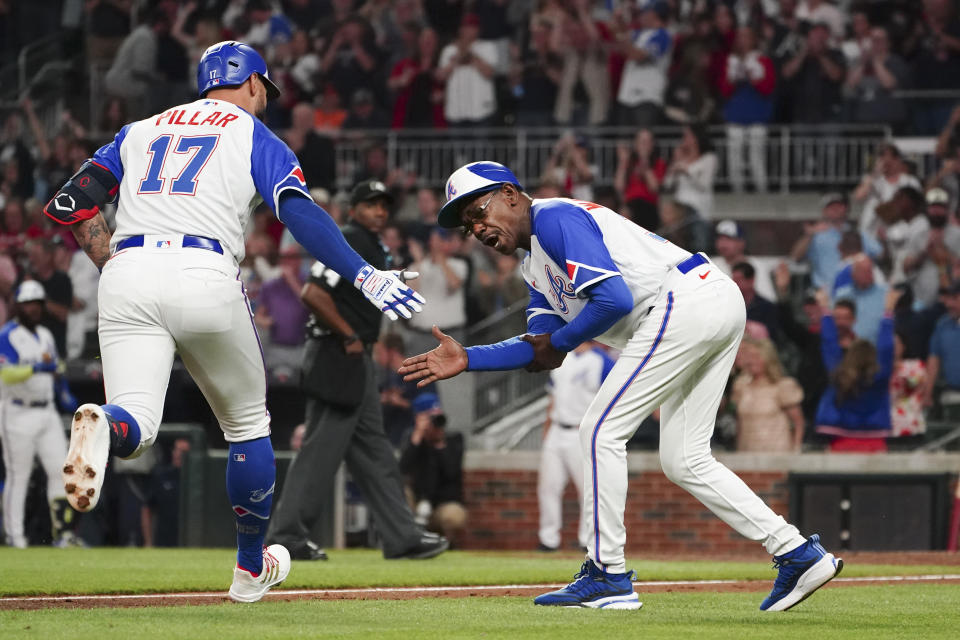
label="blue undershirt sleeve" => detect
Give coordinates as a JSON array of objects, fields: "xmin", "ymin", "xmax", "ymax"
[
  {"xmin": 549, "ymin": 276, "xmax": 634, "ymax": 352},
  {"xmin": 465, "ymin": 284, "xmax": 570, "ymax": 371},
  {"xmin": 278, "ymin": 192, "xmax": 367, "ymax": 280},
  {"xmin": 466, "ymin": 337, "xmax": 534, "ymax": 371}
]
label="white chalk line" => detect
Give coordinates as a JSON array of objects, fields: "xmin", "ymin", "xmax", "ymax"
[{"xmin": 3, "ymin": 574, "xmax": 960, "ymax": 605}]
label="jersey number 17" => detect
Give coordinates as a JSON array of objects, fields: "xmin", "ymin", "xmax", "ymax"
[{"xmin": 138, "ymin": 134, "xmax": 220, "ymax": 196}]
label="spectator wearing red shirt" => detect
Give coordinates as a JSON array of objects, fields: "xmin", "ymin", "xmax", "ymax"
[
  {"xmin": 719, "ymin": 25, "xmax": 776, "ymax": 194},
  {"xmin": 388, "ymin": 26, "xmax": 445, "ymax": 129},
  {"xmin": 708, "ymin": 3, "xmax": 737, "ymax": 94},
  {"xmin": 614, "ymin": 129, "xmax": 666, "ymax": 230}
]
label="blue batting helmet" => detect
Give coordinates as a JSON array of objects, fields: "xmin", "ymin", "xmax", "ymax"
[
  {"xmin": 437, "ymin": 161, "xmax": 524, "ymax": 228},
  {"xmin": 196, "ymin": 41, "xmax": 280, "ymax": 99}
]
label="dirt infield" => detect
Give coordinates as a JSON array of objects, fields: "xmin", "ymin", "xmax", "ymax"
[{"xmin": 3, "ymin": 574, "xmax": 960, "ymax": 611}]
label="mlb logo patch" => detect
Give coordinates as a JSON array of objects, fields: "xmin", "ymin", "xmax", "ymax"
[
  {"xmin": 233, "ymin": 453, "xmax": 246, "ymax": 462},
  {"xmin": 156, "ymin": 240, "xmax": 172, "ymax": 248}
]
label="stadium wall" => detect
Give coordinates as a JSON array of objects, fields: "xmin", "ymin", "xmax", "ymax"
[{"xmin": 460, "ymin": 452, "xmax": 960, "ymax": 553}]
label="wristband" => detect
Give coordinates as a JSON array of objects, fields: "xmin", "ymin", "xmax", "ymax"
[{"xmin": 343, "ymin": 333, "xmax": 361, "ymax": 345}]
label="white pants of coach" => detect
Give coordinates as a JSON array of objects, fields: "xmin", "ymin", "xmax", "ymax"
[
  {"xmin": 0, "ymin": 402, "xmax": 67, "ymax": 545},
  {"xmin": 580, "ymin": 265, "xmax": 805, "ymax": 574},
  {"xmin": 98, "ymin": 239, "xmax": 270, "ymax": 454},
  {"xmin": 538, "ymin": 423, "xmax": 588, "ymax": 550}
]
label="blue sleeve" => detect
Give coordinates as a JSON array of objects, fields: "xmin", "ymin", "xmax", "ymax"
[
  {"xmin": 466, "ymin": 337, "xmax": 534, "ymax": 371},
  {"xmin": 832, "ymin": 266, "xmax": 851, "ymax": 297},
  {"xmin": 820, "ymin": 315, "xmax": 842, "ymax": 372},
  {"xmin": 91, "ymin": 124, "xmax": 131, "ymax": 183},
  {"xmin": 250, "ymin": 119, "xmax": 311, "ymax": 215},
  {"xmin": 874, "ymin": 316, "xmax": 895, "ymax": 381},
  {"xmin": 0, "ymin": 327, "xmax": 19, "ymax": 365},
  {"xmin": 526, "ymin": 285, "xmax": 565, "ymax": 335},
  {"xmin": 550, "ymin": 276, "xmax": 634, "ymax": 352},
  {"xmin": 533, "ymin": 201, "xmax": 622, "ymax": 294},
  {"xmin": 278, "ymin": 193, "xmax": 367, "ymax": 280},
  {"xmin": 645, "ymin": 29, "xmax": 671, "ymax": 59}
]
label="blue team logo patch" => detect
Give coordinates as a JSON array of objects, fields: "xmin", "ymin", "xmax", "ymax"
[
  {"xmin": 545, "ymin": 265, "xmax": 575, "ymax": 314},
  {"xmin": 447, "ymin": 181, "xmax": 457, "ymax": 199}
]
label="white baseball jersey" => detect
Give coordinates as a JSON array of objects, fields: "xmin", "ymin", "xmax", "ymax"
[
  {"xmin": 0, "ymin": 321, "xmax": 57, "ymax": 404},
  {"xmin": 92, "ymin": 99, "xmax": 310, "ymax": 262},
  {"xmin": 514, "ymin": 198, "xmax": 807, "ymax": 574},
  {"xmin": 0, "ymin": 320, "xmax": 67, "ymax": 547},
  {"xmin": 548, "ymin": 347, "xmax": 615, "ymax": 427},
  {"xmin": 521, "ymin": 198, "xmax": 690, "ymax": 350}
]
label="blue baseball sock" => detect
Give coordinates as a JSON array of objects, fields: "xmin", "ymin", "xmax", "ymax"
[
  {"xmin": 101, "ymin": 404, "xmax": 141, "ymax": 458},
  {"xmin": 226, "ymin": 436, "xmax": 275, "ymax": 575}
]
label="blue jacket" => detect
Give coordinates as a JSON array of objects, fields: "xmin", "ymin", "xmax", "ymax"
[{"xmin": 815, "ymin": 315, "xmax": 894, "ymax": 438}]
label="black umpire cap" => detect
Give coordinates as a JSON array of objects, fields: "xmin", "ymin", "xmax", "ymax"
[{"xmin": 350, "ymin": 179, "xmax": 394, "ymax": 207}]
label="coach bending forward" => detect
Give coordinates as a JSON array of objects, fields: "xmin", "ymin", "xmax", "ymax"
[{"xmin": 400, "ymin": 161, "xmax": 842, "ymax": 611}]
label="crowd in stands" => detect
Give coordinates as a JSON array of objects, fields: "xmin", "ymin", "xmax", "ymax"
[
  {"xmin": 53, "ymin": 0, "xmax": 960, "ymax": 138},
  {"xmin": 1, "ymin": 4, "xmax": 960, "ymax": 444}
]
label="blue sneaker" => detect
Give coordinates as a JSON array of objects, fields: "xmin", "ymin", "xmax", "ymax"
[
  {"xmin": 534, "ymin": 560, "xmax": 642, "ymax": 609},
  {"xmin": 760, "ymin": 534, "xmax": 843, "ymax": 611}
]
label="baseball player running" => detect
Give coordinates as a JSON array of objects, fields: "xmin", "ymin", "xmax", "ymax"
[
  {"xmin": 400, "ymin": 162, "xmax": 842, "ymax": 611},
  {"xmin": 538, "ymin": 341, "xmax": 614, "ymax": 553},
  {"xmin": 43, "ymin": 42, "xmax": 424, "ymax": 602},
  {"xmin": 0, "ymin": 281, "xmax": 79, "ymax": 548}
]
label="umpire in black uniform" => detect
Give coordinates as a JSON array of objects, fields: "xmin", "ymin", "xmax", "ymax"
[{"xmin": 267, "ymin": 179, "xmax": 449, "ymax": 561}]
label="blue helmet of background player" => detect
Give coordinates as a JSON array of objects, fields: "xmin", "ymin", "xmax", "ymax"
[
  {"xmin": 437, "ymin": 161, "xmax": 524, "ymax": 229},
  {"xmin": 196, "ymin": 41, "xmax": 281, "ymax": 100}
]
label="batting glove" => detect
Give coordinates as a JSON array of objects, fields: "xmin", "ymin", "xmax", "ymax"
[{"xmin": 354, "ymin": 266, "xmax": 425, "ymax": 321}]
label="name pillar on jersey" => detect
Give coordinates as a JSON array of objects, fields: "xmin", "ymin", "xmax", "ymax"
[{"xmin": 155, "ymin": 109, "xmax": 239, "ymax": 128}]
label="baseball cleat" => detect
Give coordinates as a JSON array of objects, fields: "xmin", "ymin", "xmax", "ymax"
[
  {"xmin": 760, "ymin": 534, "xmax": 843, "ymax": 612},
  {"xmin": 229, "ymin": 544, "xmax": 291, "ymax": 603},
  {"xmin": 62, "ymin": 404, "xmax": 110, "ymax": 512},
  {"xmin": 534, "ymin": 559, "xmax": 643, "ymax": 610}
]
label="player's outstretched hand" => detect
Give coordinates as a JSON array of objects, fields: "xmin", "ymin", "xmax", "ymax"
[
  {"xmin": 398, "ymin": 326, "xmax": 468, "ymax": 387},
  {"xmin": 354, "ymin": 266, "xmax": 426, "ymax": 321}
]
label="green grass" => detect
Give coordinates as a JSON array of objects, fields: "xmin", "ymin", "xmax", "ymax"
[
  {"xmin": 2, "ymin": 585, "xmax": 958, "ymax": 640},
  {"xmin": 0, "ymin": 548, "xmax": 957, "ymax": 596}
]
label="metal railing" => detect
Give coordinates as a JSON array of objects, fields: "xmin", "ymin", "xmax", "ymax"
[
  {"xmin": 465, "ymin": 300, "xmax": 551, "ymax": 429},
  {"xmin": 332, "ymin": 124, "xmax": 893, "ymax": 193}
]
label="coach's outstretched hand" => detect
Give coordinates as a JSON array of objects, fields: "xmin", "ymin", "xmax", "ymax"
[
  {"xmin": 354, "ymin": 267, "xmax": 426, "ymax": 321},
  {"xmin": 399, "ymin": 326, "xmax": 468, "ymax": 387}
]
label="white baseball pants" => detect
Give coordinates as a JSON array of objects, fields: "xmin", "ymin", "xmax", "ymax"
[
  {"xmin": 580, "ymin": 265, "xmax": 805, "ymax": 574},
  {"xmin": 538, "ymin": 424, "xmax": 588, "ymax": 550},
  {"xmin": 0, "ymin": 403, "xmax": 67, "ymax": 545},
  {"xmin": 98, "ymin": 242, "xmax": 270, "ymax": 454},
  {"xmin": 727, "ymin": 124, "xmax": 768, "ymax": 193}
]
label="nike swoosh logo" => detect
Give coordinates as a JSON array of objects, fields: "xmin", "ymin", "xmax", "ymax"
[{"xmin": 699, "ymin": 271, "xmax": 710, "ymax": 280}]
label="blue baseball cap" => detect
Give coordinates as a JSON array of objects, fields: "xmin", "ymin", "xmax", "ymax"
[
  {"xmin": 412, "ymin": 393, "xmax": 442, "ymax": 414},
  {"xmin": 437, "ymin": 161, "xmax": 524, "ymax": 228}
]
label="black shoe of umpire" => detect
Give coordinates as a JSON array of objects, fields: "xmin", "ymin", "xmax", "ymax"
[
  {"xmin": 288, "ymin": 539, "xmax": 329, "ymax": 561},
  {"xmin": 387, "ymin": 532, "xmax": 450, "ymax": 559}
]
